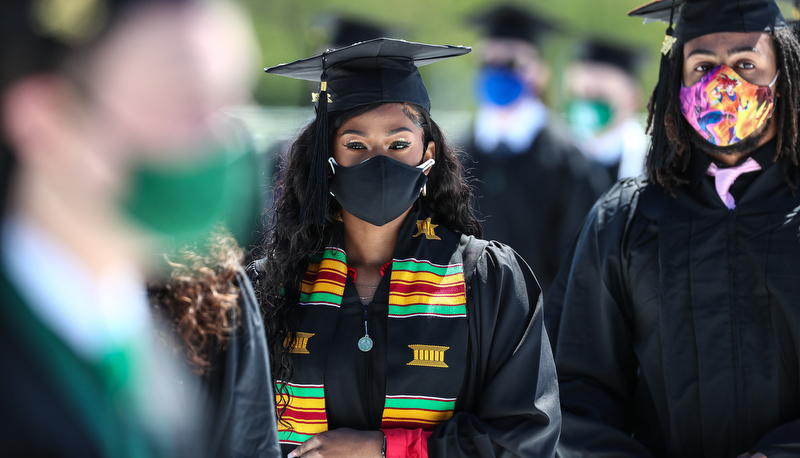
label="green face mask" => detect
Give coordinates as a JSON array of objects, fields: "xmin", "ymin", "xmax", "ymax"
[
  {"xmin": 120, "ymin": 137, "xmax": 261, "ymax": 247},
  {"xmin": 566, "ymin": 98, "xmax": 614, "ymax": 140}
]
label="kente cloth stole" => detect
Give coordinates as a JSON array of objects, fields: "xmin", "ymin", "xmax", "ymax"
[{"xmin": 276, "ymin": 205, "xmax": 469, "ymax": 446}]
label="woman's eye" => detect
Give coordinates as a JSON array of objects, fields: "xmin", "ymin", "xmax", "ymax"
[
  {"xmin": 694, "ymin": 64, "xmax": 710, "ymax": 72},
  {"xmin": 344, "ymin": 141, "xmax": 367, "ymax": 150},
  {"xmin": 737, "ymin": 62, "xmax": 755, "ymax": 70},
  {"xmin": 389, "ymin": 140, "xmax": 411, "ymax": 150}
]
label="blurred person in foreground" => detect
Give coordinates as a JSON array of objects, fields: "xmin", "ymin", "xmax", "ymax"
[
  {"xmin": 566, "ymin": 38, "xmax": 648, "ymax": 182},
  {"xmin": 0, "ymin": 0, "xmax": 258, "ymax": 456},
  {"xmin": 464, "ymin": 4, "xmax": 611, "ymax": 295},
  {"xmin": 258, "ymin": 38, "xmax": 560, "ymax": 457},
  {"xmin": 546, "ymin": 0, "xmax": 800, "ymax": 456}
]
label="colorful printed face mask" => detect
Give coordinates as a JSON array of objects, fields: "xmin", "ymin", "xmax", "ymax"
[{"xmin": 679, "ymin": 65, "xmax": 778, "ymax": 147}]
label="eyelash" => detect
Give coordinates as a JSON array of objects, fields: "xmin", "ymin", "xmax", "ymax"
[
  {"xmin": 389, "ymin": 141, "xmax": 411, "ymax": 150},
  {"xmin": 343, "ymin": 140, "xmax": 412, "ymax": 150},
  {"xmin": 344, "ymin": 141, "xmax": 366, "ymax": 150},
  {"xmin": 694, "ymin": 62, "xmax": 755, "ymax": 72}
]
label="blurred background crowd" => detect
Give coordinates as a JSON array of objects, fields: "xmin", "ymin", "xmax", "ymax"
[{"xmin": 234, "ymin": 0, "xmax": 666, "ymax": 172}]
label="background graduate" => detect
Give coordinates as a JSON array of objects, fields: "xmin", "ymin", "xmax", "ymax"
[
  {"xmin": 546, "ymin": 0, "xmax": 800, "ymax": 456},
  {"xmin": 463, "ymin": 4, "xmax": 611, "ymax": 295},
  {"xmin": 256, "ymin": 38, "xmax": 560, "ymax": 458},
  {"xmin": 566, "ymin": 38, "xmax": 648, "ymax": 182}
]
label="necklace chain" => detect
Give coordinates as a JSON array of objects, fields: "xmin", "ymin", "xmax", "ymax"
[
  {"xmin": 355, "ymin": 283, "xmax": 379, "ymax": 289},
  {"xmin": 359, "ymin": 294, "xmax": 375, "ymax": 300}
]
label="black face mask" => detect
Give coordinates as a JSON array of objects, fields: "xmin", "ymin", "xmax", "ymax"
[{"xmin": 328, "ymin": 155, "xmax": 434, "ymax": 226}]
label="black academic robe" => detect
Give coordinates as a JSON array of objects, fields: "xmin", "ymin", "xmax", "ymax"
[
  {"xmin": 178, "ymin": 269, "xmax": 281, "ymax": 458},
  {"xmin": 465, "ymin": 122, "xmax": 611, "ymax": 295},
  {"xmin": 269, "ymin": 204, "xmax": 560, "ymax": 457},
  {"xmin": 150, "ymin": 272, "xmax": 281, "ymax": 458},
  {"xmin": 545, "ymin": 140, "xmax": 800, "ymax": 457}
]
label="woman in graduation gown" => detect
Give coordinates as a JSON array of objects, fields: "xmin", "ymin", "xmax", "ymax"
[
  {"xmin": 254, "ymin": 38, "xmax": 560, "ymax": 458},
  {"xmin": 148, "ymin": 229, "xmax": 281, "ymax": 458}
]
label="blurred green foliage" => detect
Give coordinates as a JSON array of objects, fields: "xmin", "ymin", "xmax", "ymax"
[{"xmin": 242, "ymin": 0, "xmax": 795, "ymax": 112}]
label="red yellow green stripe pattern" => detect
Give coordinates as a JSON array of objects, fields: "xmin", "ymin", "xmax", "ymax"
[
  {"xmin": 276, "ymin": 382, "xmax": 328, "ymax": 445},
  {"xmin": 380, "ymin": 394, "xmax": 457, "ymax": 430},
  {"xmin": 388, "ymin": 258, "xmax": 467, "ymax": 318},
  {"xmin": 300, "ymin": 248, "xmax": 347, "ymax": 308}
]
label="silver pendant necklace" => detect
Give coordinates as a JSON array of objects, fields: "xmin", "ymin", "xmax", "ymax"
[{"xmin": 358, "ymin": 302, "xmax": 373, "ymax": 352}]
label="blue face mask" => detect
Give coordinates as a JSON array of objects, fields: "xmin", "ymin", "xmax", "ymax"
[{"xmin": 476, "ymin": 66, "xmax": 527, "ymax": 107}]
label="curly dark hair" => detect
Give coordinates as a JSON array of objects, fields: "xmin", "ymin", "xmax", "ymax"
[
  {"xmin": 148, "ymin": 229, "xmax": 243, "ymax": 375},
  {"xmin": 645, "ymin": 27, "xmax": 800, "ymax": 193},
  {"xmin": 254, "ymin": 102, "xmax": 481, "ymax": 421}
]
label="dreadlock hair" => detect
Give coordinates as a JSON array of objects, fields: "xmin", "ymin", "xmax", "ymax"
[
  {"xmin": 645, "ymin": 27, "xmax": 800, "ymax": 194},
  {"xmin": 254, "ymin": 102, "xmax": 481, "ymax": 425}
]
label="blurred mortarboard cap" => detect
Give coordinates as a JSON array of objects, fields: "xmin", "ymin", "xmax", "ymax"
[
  {"xmin": 575, "ymin": 39, "xmax": 644, "ymax": 75},
  {"xmin": 0, "ymin": 0, "xmax": 166, "ymax": 90},
  {"xmin": 469, "ymin": 4, "xmax": 558, "ymax": 45},
  {"xmin": 264, "ymin": 38, "xmax": 471, "ymax": 226},
  {"xmin": 0, "ymin": 0, "xmax": 165, "ymax": 47},
  {"xmin": 315, "ymin": 14, "xmax": 389, "ymax": 49},
  {"xmin": 629, "ymin": 0, "xmax": 787, "ymax": 46}
]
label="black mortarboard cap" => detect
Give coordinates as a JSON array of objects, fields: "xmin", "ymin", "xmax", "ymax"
[
  {"xmin": 264, "ymin": 38, "xmax": 470, "ymax": 226},
  {"xmin": 470, "ymin": 4, "xmax": 558, "ymax": 45},
  {"xmin": 575, "ymin": 39, "xmax": 644, "ymax": 76},
  {"xmin": 629, "ymin": 0, "xmax": 787, "ymax": 46}
]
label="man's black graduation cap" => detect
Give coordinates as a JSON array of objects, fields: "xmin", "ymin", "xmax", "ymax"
[
  {"xmin": 628, "ymin": 0, "xmax": 787, "ymax": 172},
  {"xmin": 264, "ymin": 38, "xmax": 471, "ymax": 226},
  {"xmin": 629, "ymin": 0, "xmax": 787, "ymax": 46},
  {"xmin": 469, "ymin": 4, "xmax": 558, "ymax": 45}
]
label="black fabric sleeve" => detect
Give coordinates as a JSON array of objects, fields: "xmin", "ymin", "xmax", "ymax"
[
  {"xmin": 427, "ymin": 240, "xmax": 561, "ymax": 458},
  {"xmin": 544, "ymin": 182, "xmax": 654, "ymax": 457},
  {"xmin": 208, "ymin": 270, "xmax": 282, "ymax": 458},
  {"xmin": 754, "ymin": 419, "xmax": 800, "ymax": 457}
]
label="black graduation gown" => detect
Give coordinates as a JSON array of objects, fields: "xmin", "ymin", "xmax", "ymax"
[
  {"xmin": 545, "ymin": 141, "xmax": 800, "ymax": 457},
  {"xmin": 273, "ymin": 208, "xmax": 560, "ymax": 457},
  {"xmin": 465, "ymin": 122, "xmax": 611, "ymax": 295},
  {"xmin": 168, "ymin": 270, "xmax": 281, "ymax": 458}
]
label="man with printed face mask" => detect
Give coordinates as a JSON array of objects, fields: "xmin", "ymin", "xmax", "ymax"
[
  {"xmin": 465, "ymin": 4, "xmax": 611, "ymax": 294},
  {"xmin": 0, "ymin": 0, "xmax": 261, "ymax": 456},
  {"xmin": 546, "ymin": 0, "xmax": 800, "ymax": 456}
]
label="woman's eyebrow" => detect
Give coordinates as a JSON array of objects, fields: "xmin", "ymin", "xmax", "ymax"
[
  {"xmin": 385, "ymin": 127, "xmax": 413, "ymax": 137},
  {"xmin": 340, "ymin": 129, "xmax": 368, "ymax": 137}
]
